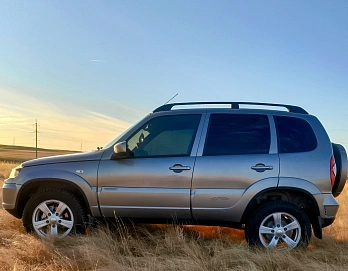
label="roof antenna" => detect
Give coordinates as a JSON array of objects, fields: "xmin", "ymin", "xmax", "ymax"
[{"xmin": 164, "ymin": 93, "xmax": 178, "ymax": 104}]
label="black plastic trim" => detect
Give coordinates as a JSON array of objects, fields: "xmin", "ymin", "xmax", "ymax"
[
  {"xmin": 4, "ymin": 207, "xmax": 20, "ymax": 218},
  {"xmin": 241, "ymin": 187, "xmax": 321, "ymax": 226},
  {"xmin": 322, "ymin": 217, "xmax": 335, "ymax": 228}
]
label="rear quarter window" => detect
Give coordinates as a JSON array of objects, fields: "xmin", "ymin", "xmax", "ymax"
[{"xmin": 274, "ymin": 116, "xmax": 317, "ymax": 153}]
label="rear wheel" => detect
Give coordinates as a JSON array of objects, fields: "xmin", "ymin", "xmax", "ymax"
[
  {"xmin": 23, "ymin": 189, "xmax": 87, "ymax": 238},
  {"xmin": 245, "ymin": 201, "xmax": 311, "ymax": 249}
]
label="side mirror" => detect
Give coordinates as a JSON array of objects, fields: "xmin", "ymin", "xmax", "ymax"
[{"xmin": 112, "ymin": 141, "xmax": 128, "ymax": 159}]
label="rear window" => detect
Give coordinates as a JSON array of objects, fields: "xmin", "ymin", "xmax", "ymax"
[
  {"xmin": 203, "ymin": 114, "xmax": 271, "ymax": 156},
  {"xmin": 274, "ymin": 116, "xmax": 317, "ymax": 153}
]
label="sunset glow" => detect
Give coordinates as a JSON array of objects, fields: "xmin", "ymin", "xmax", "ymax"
[{"xmin": 0, "ymin": 88, "xmax": 133, "ymax": 151}]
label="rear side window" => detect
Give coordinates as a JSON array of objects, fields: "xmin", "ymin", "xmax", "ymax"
[
  {"xmin": 203, "ymin": 114, "xmax": 271, "ymax": 156},
  {"xmin": 274, "ymin": 116, "xmax": 317, "ymax": 153}
]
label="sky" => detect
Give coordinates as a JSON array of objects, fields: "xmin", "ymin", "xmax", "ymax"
[{"xmin": 0, "ymin": 0, "xmax": 348, "ymax": 151}]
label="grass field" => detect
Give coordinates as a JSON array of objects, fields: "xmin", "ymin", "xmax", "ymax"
[
  {"xmin": 1, "ymin": 160, "xmax": 348, "ymax": 270},
  {"xmin": 0, "ymin": 144, "xmax": 79, "ymax": 163}
]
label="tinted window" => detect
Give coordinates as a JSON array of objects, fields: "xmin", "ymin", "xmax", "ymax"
[
  {"xmin": 274, "ymin": 116, "xmax": 317, "ymax": 153},
  {"xmin": 127, "ymin": 114, "xmax": 201, "ymax": 157},
  {"xmin": 203, "ymin": 114, "xmax": 271, "ymax": 156}
]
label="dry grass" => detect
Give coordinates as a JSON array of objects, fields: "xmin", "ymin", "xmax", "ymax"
[
  {"xmin": 0, "ymin": 162, "xmax": 16, "ymax": 180},
  {"xmin": 1, "ymin": 161, "xmax": 348, "ymax": 271}
]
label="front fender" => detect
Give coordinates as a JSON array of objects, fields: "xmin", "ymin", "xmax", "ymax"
[{"xmin": 17, "ymin": 168, "xmax": 99, "ymax": 215}]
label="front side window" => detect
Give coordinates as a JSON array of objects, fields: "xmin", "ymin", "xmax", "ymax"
[
  {"xmin": 127, "ymin": 114, "xmax": 201, "ymax": 157},
  {"xmin": 203, "ymin": 114, "xmax": 271, "ymax": 156},
  {"xmin": 274, "ymin": 116, "xmax": 317, "ymax": 153}
]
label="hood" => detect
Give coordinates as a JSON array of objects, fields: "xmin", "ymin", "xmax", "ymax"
[{"xmin": 22, "ymin": 150, "xmax": 104, "ymax": 167}]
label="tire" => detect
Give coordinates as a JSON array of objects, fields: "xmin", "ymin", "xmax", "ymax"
[
  {"xmin": 245, "ymin": 201, "xmax": 311, "ymax": 249},
  {"xmin": 22, "ymin": 189, "xmax": 87, "ymax": 238}
]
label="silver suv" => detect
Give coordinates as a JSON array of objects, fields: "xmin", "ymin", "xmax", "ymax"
[{"xmin": 3, "ymin": 102, "xmax": 347, "ymax": 249}]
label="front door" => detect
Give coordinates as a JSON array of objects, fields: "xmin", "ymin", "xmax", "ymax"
[{"xmin": 97, "ymin": 114, "xmax": 203, "ymax": 219}]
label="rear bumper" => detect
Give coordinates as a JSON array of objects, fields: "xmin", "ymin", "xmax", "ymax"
[
  {"xmin": 322, "ymin": 217, "xmax": 335, "ymax": 228},
  {"xmin": 314, "ymin": 193, "xmax": 339, "ymax": 223},
  {"xmin": 310, "ymin": 193, "xmax": 339, "ymax": 238}
]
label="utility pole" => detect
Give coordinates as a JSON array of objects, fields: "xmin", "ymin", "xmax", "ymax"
[
  {"xmin": 35, "ymin": 119, "xmax": 38, "ymax": 158},
  {"xmin": 31, "ymin": 120, "xmax": 40, "ymax": 159}
]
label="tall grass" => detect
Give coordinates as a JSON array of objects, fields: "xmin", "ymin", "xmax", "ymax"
[
  {"xmin": 1, "ymin": 161, "xmax": 348, "ymax": 271},
  {"xmin": 0, "ymin": 162, "xmax": 16, "ymax": 180}
]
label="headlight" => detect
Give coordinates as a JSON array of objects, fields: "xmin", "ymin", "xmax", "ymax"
[{"xmin": 6, "ymin": 165, "xmax": 23, "ymax": 183}]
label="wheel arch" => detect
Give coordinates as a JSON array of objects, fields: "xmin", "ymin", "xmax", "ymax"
[
  {"xmin": 241, "ymin": 187, "xmax": 321, "ymax": 238},
  {"xmin": 16, "ymin": 178, "xmax": 94, "ymax": 219}
]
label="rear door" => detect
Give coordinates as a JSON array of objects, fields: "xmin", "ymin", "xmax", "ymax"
[{"xmin": 191, "ymin": 113, "xmax": 279, "ymax": 221}]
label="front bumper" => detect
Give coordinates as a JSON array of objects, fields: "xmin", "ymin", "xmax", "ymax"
[{"xmin": 2, "ymin": 182, "xmax": 21, "ymax": 218}]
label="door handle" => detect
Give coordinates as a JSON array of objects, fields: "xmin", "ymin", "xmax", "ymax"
[
  {"xmin": 251, "ymin": 164, "xmax": 273, "ymax": 172},
  {"xmin": 169, "ymin": 164, "xmax": 191, "ymax": 171}
]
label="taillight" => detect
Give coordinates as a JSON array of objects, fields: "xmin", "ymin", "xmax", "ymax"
[{"xmin": 330, "ymin": 155, "xmax": 336, "ymax": 186}]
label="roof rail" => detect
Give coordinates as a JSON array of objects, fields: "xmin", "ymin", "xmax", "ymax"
[{"xmin": 153, "ymin": 102, "xmax": 308, "ymax": 114}]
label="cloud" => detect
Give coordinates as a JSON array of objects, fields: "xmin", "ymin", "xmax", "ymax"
[
  {"xmin": 0, "ymin": 88, "xmax": 132, "ymax": 151},
  {"xmin": 91, "ymin": 59, "xmax": 106, "ymax": 63}
]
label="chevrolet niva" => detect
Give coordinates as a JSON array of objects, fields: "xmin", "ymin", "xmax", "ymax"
[{"xmin": 3, "ymin": 102, "xmax": 347, "ymax": 249}]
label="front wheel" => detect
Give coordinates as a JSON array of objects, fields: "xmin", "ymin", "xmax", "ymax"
[
  {"xmin": 23, "ymin": 189, "xmax": 87, "ymax": 238},
  {"xmin": 245, "ymin": 201, "xmax": 311, "ymax": 249}
]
